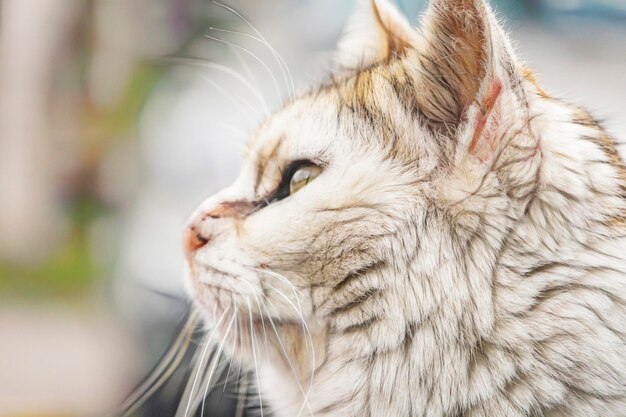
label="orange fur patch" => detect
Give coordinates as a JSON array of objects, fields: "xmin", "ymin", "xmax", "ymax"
[{"xmin": 521, "ymin": 67, "xmax": 550, "ymax": 99}]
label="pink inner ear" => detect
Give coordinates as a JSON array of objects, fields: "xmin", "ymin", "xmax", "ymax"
[{"xmin": 469, "ymin": 79, "xmax": 503, "ymax": 158}]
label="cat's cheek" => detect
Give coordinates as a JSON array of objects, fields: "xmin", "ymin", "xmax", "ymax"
[
  {"xmin": 184, "ymin": 262, "xmax": 230, "ymax": 323},
  {"xmin": 185, "ymin": 270, "xmax": 218, "ymax": 318}
]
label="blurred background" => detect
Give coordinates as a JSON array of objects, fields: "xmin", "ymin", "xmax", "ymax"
[{"xmin": 0, "ymin": 0, "xmax": 624, "ymax": 416}]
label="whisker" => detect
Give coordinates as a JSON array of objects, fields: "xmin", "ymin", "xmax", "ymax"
[
  {"xmin": 261, "ymin": 296, "xmax": 315, "ymax": 417},
  {"xmin": 245, "ymin": 296, "xmax": 265, "ymax": 417},
  {"xmin": 236, "ymin": 269, "xmax": 316, "ymax": 416},
  {"xmin": 253, "ymin": 270, "xmax": 316, "ymax": 417},
  {"xmin": 176, "ymin": 307, "xmax": 231, "ymax": 417},
  {"xmin": 238, "ymin": 279, "xmax": 273, "ymax": 368},
  {"xmin": 160, "ymin": 57, "xmax": 270, "ymax": 115},
  {"xmin": 218, "ymin": 123, "xmax": 249, "ymax": 152},
  {"xmin": 116, "ymin": 308, "xmax": 200, "ymax": 417},
  {"xmin": 196, "ymin": 72, "xmax": 264, "ymax": 122},
  {"xmin": 256, "ymin": 271, "xmax": 315, "ymax": 359},
  {"xmin": 201, "ymin": 311, "xmax": 237, "ymax": 417},
  {"xmin": 205, "ymin": 34, "xmax": 283, "ymax": 106},
  {"xmin": 235, "ymin": 371, "xmax": 248, "ymax": 417},
  {"xmin": 219, "ymin": 122, "xmax": 248, "ymax": 139},
  {"xmin": 210, "ymin": 26, "xmax": 295, "ymax": 97},
  {"xmin": 212, "ymin": 1, "xmax": 295, "ymax": 96},
  {"xmin": 230, "ymin": 44, "xmax": 259, "ymax": 91},
  {"xmin": 222, "ymin": 313, "xmax": 239, "ymax": 394},
  {"xmin": 182, "ymin": 338, "xmax": 213, "ymax": 417}
]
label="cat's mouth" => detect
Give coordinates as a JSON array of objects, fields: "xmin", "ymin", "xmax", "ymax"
[
  {"xmin": 203, "ymin": 301, "xmax": 304, "ymax": 362},
  {"xmin": 190, "ymin": 262, "xmax": 247, "ymax": 295},
  {"xmin": 201, "ymin": 263, "xmax": 234, "ymax": 276},
  {"xmin": 202, "ymin": 282, "xmax": 239, "ymax": 295},
  {"xmin": 199, "ymin": 291, "xmax": 303, "ymax": 335}
]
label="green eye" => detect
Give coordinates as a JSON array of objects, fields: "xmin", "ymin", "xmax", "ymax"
[{"xmin": 289, "ymin": 165, "xmax": 322, "ymax": 195}]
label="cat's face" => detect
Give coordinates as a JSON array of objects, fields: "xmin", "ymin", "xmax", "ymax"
[
  {"xmin": 184, "ymin": 83, "xmax": 431, "ymax": 342},
  {"xmin": 184, "ymin": 0, "xmax": 530, "ymax": 363}
]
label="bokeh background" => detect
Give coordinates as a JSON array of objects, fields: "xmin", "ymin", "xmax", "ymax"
[{"xmin": 0, "ymin": 0, "xmax": 625, "ymax": 416}]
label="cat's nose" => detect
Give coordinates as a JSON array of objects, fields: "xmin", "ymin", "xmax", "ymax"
[
  {"xmin": 182, "ymin": 205, "xmax": 224, "ymax": 256},
  {"xmin": 182, "ymin": 210, "xmax": 219, "ymax": 257},
  {"xmin": 183, "ymin": 226, "xmax": 209, "ymax": 256},
  {"xmin": 183, "ymin": 200, "xmax": 255, "ymax": 257}
]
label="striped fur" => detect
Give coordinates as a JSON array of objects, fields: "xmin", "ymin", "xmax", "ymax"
[{"xmin": 183, "ymin": 0, "xmax": 626, "ymax": 416}]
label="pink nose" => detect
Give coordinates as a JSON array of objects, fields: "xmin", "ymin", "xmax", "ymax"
[
  {"xmin": 182, "ymin": 203, "xmax": 229, "ymax": 257},
  {"xmin": 183, "ymin": 200, "xmax": 255, "ymax": 257},
  {"xmin": 182, "ymin": 226, "xmax": 209, "ymax": 257}
]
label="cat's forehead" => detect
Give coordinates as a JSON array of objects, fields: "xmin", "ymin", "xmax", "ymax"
[
  {"xmin": 244, "ymin": 92, "xmax": 345, "ymax": 163},
  {"xmin": 243, "ymin": 64, "xmax": 414, "ymax": 166}
]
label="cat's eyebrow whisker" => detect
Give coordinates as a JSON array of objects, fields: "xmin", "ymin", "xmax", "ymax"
[
  {"xmin": 196, "ymin": 72, "xmax": 263, "ymax": 123},
  {"xmin": 205, "ymin": 34, "xmax": 283, "ymax": 107},
  {"xmin": 206, "ymin": 80, "xmax": 258, "ymax": 122},
  {"xmin": 209, "ymin": 26, "xmax": 295, "ymax": 97},
  {"xmin": 218, "ymin": 123, "xmax": 249, "ymax": 151},
  {"xmin": 211, "ymin": 1, "xmax": 295, "ymax": 97},
  {"xmin": 230, "ymin": 44, "xmax": 259, "ymax": 94},
  {"xmin": 162, "ymin": 57, "xmax": 270, "ymax": 115}
]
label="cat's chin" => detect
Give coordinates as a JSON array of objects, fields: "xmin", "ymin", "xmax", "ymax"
[
  {"xmin": 194, "ymin": 295, "xmax": 306, "ymax": 361},
  {"xmin": 187, "ymin": 265, "xmax": 317, "ymax": 371},
  {"xmin": 188, "ymin": 268, "xmax": 303, "ymax": 329},
  {"xmin": 201, "ymin": 302, "xmax": 303, "ymax": 339}
]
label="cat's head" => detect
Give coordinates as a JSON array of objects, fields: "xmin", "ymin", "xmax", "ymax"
[{"xmin": 184, "ymin": 0, "xmax": 540, "ymax": 363}]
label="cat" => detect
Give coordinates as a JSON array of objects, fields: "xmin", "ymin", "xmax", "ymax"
[{"xmin": 182, "ymin": 0, "xmax": 626, "ymax": 416}]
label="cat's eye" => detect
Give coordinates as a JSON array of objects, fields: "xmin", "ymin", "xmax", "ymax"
[
  {"xmin": 260, "ymin": 160, "xmax": 323, "ymax": 206},
  {"xmin": 289, "ymin": 164, "xmax": 322, "ymax": 195}
]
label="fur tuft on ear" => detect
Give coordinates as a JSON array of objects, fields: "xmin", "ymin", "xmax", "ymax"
[
  {"xmin": 414, "ymin": 0, "xmax": 523, "ymax": 159},
  {"xmin": 418, "ymin": 0, "xmax": 516, "ymax": 120},
  {"xmin": 335, "ymin": 0, "xmax": 418, "ymax": 73}
]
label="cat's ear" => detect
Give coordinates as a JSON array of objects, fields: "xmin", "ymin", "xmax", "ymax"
[
  {"xmin": 416, "ymin": 0, "xmax": 522, "ymax": 158},
  {"xmin": 334, "ymin": 0, "xmax": 419, "ymax": 72}
]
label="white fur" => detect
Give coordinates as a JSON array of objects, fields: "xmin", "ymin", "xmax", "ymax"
[
  {"xmin": 183, "ymin": 1, "xmax": 626, "ymax": 416},
  {"xmin": 335, "ymin": 0, "xmax": 419, "ymax": 72}
]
